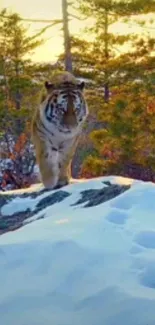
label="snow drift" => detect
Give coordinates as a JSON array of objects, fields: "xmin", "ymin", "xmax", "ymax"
[{"xmin": 0, "ymin": 176, "xmax": 155, "ymax": 325}]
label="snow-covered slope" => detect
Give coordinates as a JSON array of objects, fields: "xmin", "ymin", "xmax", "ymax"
[{"xmin": 1, "ymin": 176, "xmax": 155, "ymax": 325}]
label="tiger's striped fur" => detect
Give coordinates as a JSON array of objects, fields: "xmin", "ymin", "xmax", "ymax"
[{"xmin": 32, "ymin": 71, "xmax": 89, "ymax": 189}]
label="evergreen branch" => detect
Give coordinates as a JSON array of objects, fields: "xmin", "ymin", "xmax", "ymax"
[
  {"xmin": 68, "ymin": 13, "xmax": 87, "ymax": 20},
  {"xmin": 29, "ymin": 21, "xmax": 63, "ymax": 40},
  {"xmin": 0, "ymin": 14, "xmax": 62, "ymax": 24}
]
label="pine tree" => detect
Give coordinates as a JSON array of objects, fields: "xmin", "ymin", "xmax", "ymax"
[
  {"xmin": 76, "ymin": 0, "xmax": 155, "ymax": 101},
  {"xmin": 0, "ymin": 9, "xmax": 43, "ymax": 110},
  {"xmin": 76, "ymin": 0, "xmax": 155, "ymax": 180}
]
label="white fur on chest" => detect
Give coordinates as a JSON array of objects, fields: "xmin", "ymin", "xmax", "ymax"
[{"xmin": 40, "ymin": 109, "xmax": 82, "ymax": 141}]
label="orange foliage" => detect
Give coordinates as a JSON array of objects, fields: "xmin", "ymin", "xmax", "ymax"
[
  {"xmin": 147, "ymin": 99, "xmax": 155, "ymax": 114},
  {"xmin": 14, "ymin": 133, "xmax": 27, "ymax": 154}
]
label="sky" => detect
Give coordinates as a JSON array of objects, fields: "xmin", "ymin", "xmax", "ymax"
[
  {"xmin": 1, "ymin": 0, "xmax": 155, "ymax": 63},
  {"xmin": 1, "ymin": 0, "xmax": 87, "ymax": 62}
]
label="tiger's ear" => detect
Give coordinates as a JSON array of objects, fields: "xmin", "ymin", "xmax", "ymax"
[
  {"xmin": 45, "ymin": 81, "xmax": 54, "ymax": 92},
  {"xmin": 78, "ymin": 81, "xmax": 85, "ymax": 91}
]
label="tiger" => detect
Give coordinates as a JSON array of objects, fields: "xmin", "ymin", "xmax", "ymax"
[{"xmin": 31, "ymin": 71, "xmax": 89, "ymax": 189}]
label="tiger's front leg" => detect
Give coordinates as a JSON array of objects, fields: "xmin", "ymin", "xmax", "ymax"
[
  {"xmin": 56, "ymin": 137, "xmax": 79, "ymax": 189},
  {"xmin": 56, "ymin": 160, "xmax": 71, "ymax": 189},
  {"xmin": 38, "ymin": 146, "xmax": 60, "ymax": 190}
]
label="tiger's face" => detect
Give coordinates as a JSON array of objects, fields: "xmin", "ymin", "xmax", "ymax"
[{"xmin": 40, "ymin": 79, "xmax": 88, "ymax": 133}]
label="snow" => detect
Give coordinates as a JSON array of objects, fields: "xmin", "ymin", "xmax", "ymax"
[
  {"xmin": 0, "ymin": 176, "xmax": 155, "ymax": 325},
  {"xmin": 77, "ymin": 77, "xmax": 95, "ymax": 84}
]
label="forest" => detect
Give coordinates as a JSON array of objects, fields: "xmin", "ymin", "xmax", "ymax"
[{"xmin": 0, "ymin": 0, "xmax": 155, "ymax": 190}]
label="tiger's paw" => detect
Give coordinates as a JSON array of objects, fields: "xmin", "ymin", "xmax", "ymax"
[
  {"xmin": 42, "ymin": 176, "xmax": 58, "ymax": 190},
  {"xmin": 54, "ymin": 178, "xmax": 69, "ymax": 190}
]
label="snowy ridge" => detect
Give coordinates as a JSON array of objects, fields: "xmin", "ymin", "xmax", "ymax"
[
  {"xmin": 0, "ymin": 176, "xmax": 155, "ymax": 325},
  {"xmin": 0, "ymin": 176, "xmax": 130, "ymax": 235}
]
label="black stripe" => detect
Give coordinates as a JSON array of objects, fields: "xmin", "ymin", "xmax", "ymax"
[
  {"xmin": 40, "ymin": 120, "xmax": 54, "ymax": 137},
  {"xmin": 51, "ymin": 147, "xmax": 58, "ymax": 151},
  {"xmin": 45, "ymin": 102, "xmax": 53, "ymax": 122},
  {"xmin": 48, "ymin": 138, "xmax": 54, "ymax": 146},
  {"xmin": 36, "ymin": 124, "xmax": 46, "ymax": 137}
]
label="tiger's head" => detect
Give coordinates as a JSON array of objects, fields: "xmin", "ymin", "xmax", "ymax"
[{"xmin": 40, "ymin": 72, "xmax": 88, "ymax": 133}]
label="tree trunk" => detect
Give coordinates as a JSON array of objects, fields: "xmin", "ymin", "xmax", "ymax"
[
  {"xmin": 15, "ymin": 89, "xmax": 21, "ymax": 110},
  {"xmin": 62, "ymin": 0, "xmax": 73, "ymax": 73},
  {"xmin": 104, "ymin": 9, "xmax": 110, "ymax": 102},
  {"xmin": 1, "ymin": 57, "xmax": 10, "ymax": 108},
  {"xmin": 14, "ymin": 55, "xmax": 21, "ymax": 110}
]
